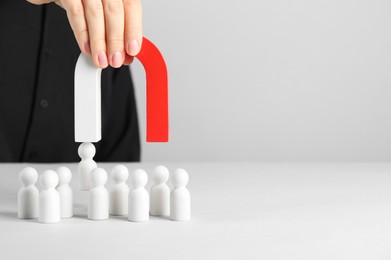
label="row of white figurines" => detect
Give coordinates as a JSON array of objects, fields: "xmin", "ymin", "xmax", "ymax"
[{"xmin": 18, "ymin": 165, "xmax": 191, "ymax": 223}]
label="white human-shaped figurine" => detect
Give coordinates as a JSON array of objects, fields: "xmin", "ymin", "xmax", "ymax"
[
  {"xmin": 109, "ymin": 165, "xmax": 130, "ymax": 216},
  {"xmin": 39, "ymin": 170, "xmax": 61, "ymax": 223},
  {"xmin": 18, "ymin": 167, "xmax": 39, "ymax": 219},
  {"xmin": 88, "ymin": 168, "xmax": 109, "ymax": 220},
  {"xmin": 128, "ymin": 169, "xmax": 149, "ymax": 222},
  {"xmin": 78, "ymin": 142, "xmax": 97, "ymax": 190},
  {"xmin": 150, "ymin": 165, "xmax": 170, "ymax": 216},
  {"xmin": 56, "ymin": 166, "xmax": 73, "ymax": 218},
  {"xmin": 170, "ymin": 168, "xmax": 191, "ymax": 221}
]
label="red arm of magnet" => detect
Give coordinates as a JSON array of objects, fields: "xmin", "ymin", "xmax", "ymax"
[{"xmin": 136, "ymin": 37, "xmax": 169, "ymax": 142}]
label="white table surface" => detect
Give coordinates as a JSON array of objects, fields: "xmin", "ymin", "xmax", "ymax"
[{"xmin": 0, "ymin": 162, "xmax": 390, "ymax": 259}]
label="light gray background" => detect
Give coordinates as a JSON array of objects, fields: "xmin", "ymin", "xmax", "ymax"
[{"xmin": 130, "ymin": 0, "xmax": 391, "ymax": 162}]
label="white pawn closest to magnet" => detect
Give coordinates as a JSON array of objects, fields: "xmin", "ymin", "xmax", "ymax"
[{"xmin": 78, "ymin": 142, "xmax": 97, "ymax": 190}]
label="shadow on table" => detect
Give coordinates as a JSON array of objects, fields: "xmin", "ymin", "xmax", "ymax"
[
  {"xmin": 0, "ymin": 210, "xmax": 17, "ymax": 219},
  {"xmin": 0, "ymin": 210, "xmax": 27, "ymax": 222}
]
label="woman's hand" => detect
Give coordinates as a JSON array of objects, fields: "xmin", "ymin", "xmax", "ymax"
[{"xmin": 27, "ymin": 0, "xmax": 142, "ymax": 68}]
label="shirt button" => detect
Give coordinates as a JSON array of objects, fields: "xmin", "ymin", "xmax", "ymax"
[
  {"xmin": 40, "ymin": 99, "xmax": 48, "ymax": 108},
  {"xmin": 28, "ymin": 151, "xmax": 38, "ymax": 160}
]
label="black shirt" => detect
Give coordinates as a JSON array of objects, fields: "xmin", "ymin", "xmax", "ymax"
[{"xmin": 0, "ymin": 1, "xmax": 140, "ymax": 162}]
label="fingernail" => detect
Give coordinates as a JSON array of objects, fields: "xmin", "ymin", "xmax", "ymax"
[
  {"xmin": 84, "ymin": 42, "xmax": 91, "ymax": 54},
  {"xmin": 111, "ymin": 51, "xmax": 123, "ymax": 68},
  {"xmin": 98, "ymin": 51, "xmax": 108, "ymax": 68},
  {"xmin": 127, "ymin": 40, "xmax": 139, "ymax": 56}
]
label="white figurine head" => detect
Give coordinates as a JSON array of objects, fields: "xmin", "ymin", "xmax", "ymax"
[
  {"xmin": 172, "ymin": 168, "xmax": 189, "ymax": 188},
  {"xmin": 40, "ymin": 170, "xmax": 59, "ymax": 189},
  {"xmin": 77, "ymin": 142, "xmax": 96, "ymax": 159},
  {"xmin": 91, "ymin": 168, "xmax": 107, "ymax": 187},
  {"xmin": 132, "ymin": 169, "xmax": 148, "ymax": 188},
  {"xmin": 56, "ymin": 166, "xmax": 72, "ymax": 185},
  {"xmin": 111, "ymin": 165, "xmax": 129, "ymax": 184},
  {"xmin": 19, "ymin": 167, "xmax": 38, "ymax": 186},
  {"xmin": 152, "ymin": 165, "xmax": 169, "ymax": 185}
]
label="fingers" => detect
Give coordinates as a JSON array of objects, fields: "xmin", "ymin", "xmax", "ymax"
[
  {"xmin": 102, "ymin": 0, "xmax": 124, "ymax": 68},
  {"xmin": 61, "ymin": 0, "xmax": 90, "ymax": 56},
  {"xmin": 29, "ymin": 0, "xmax": 142, "ymax": 68},
  {"xmin": 124, "ymin": 0, "xmax": 142, "ymax": 56},
  {"xmin": 82, "ymin": 0, "xmax": 108, "ymax": 68}
]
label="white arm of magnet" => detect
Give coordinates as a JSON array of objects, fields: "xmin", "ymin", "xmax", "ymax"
[{"xmin": 74, "ymin": 53, "xmax": 102, "ymax": 143}]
